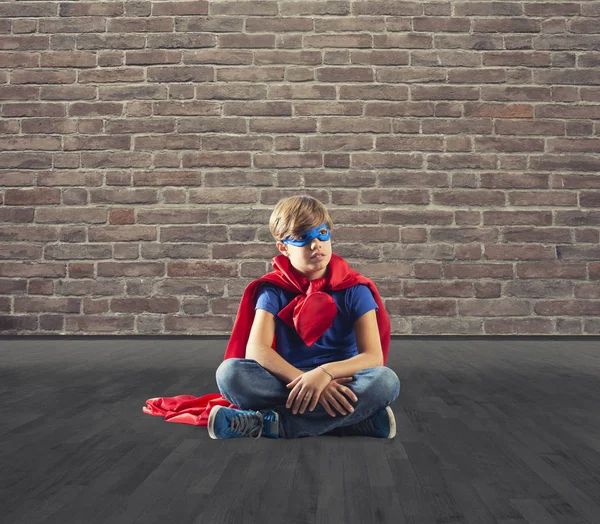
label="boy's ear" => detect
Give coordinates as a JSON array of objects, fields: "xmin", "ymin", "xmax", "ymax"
[{"xmin": 275, "ymin": 241, "xmax": 289, "ymax": 257}]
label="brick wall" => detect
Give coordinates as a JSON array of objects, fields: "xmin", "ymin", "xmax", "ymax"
[{"xmin": 1, "ymin": 1, "xmax": 599, "ymax": 336}]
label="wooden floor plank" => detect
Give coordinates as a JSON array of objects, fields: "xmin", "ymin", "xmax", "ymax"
[{"xmin": 1, "ymin": 337, "xmax": 599, "ymax": 524}]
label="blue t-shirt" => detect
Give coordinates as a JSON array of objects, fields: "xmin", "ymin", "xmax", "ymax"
[{"xmin": 254, "ymin": 283, "xmax": 379, "ymax": 368}]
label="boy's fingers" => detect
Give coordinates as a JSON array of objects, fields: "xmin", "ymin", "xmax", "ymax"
[{"xmin": 347, "ymin": 390, "xmax": 358, "ymax": 402}]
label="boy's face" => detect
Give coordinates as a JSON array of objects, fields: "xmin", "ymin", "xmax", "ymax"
[{"xmin": 276, "ymin": 223, "xmax": 332, "ymax": 281}]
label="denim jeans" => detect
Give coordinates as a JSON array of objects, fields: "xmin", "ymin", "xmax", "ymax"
[{"xmin": 215, "ymin": 358, "xmax": 401, "ymax": 439}]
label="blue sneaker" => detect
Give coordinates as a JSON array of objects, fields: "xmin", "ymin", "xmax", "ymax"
[
  {"xmin": 207, "ymin": 406, "xmax": 280, "ymax": 440},
  {"xmin": 335, "ymin": 406, "xmax": 396, "ymax": 438}
]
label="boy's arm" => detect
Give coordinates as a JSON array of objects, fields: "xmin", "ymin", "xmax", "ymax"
[
  {"xmin": 246, "ymin": 308, "xmax": 304, "ymax": 384},
  {"xmin": 320, "ymin": 309, "xmax": 383, "ymax": 379},
  {"xmin": 247, "ymin": 343, "xmax": 305, "ymax": 385}
]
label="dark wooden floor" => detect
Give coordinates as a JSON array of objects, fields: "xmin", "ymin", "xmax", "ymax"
[{"xmin": 1, "ymin": 337, "xmax": 599, "ymax": 524}]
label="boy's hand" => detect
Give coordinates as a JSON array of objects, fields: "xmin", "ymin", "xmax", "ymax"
[
  {"xmin": 318, "ymin": 377, "xmax": 358, "ymax": 417},
  {"xmin": 285, "ymin": 368, "xmax": 332, "ymax": 415}
]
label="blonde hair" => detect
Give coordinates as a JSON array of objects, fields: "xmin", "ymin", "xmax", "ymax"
[{"xmin": 269, "ymin": 195, "xmax": 334, "ymax": 242}]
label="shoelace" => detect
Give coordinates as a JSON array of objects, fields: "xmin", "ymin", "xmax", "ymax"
[{"xmin": 230, "ymin": 411, "xmax": 264, "ymax": 439}]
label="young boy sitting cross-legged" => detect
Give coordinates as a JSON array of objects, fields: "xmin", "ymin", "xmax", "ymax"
[{"xmin": 208, "ymin": 195, "xmax": 401, "ymax": 439}]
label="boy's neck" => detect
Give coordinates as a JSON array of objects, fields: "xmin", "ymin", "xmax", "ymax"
[
  {"xmin": 290, "ymin": 262, "xmax": 330, "ymax": 282},
  {"xmin": 306, "ymin": 264, "xmax": 329, "ymax": 282}
]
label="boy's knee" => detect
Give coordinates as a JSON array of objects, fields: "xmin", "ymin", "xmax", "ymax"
[
  {"xmin": 215, "ymin": 358, "xmax": 244, "ymax": 386},
  {"xmin": 375, "ymin": 366, "xmax": 401, "ymax": 400}
]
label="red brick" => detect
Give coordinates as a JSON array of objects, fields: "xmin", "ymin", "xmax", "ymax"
[
  {"xmin": 39, "ymin": 18, "xmax": 107, "ymax": 34},
  {"xmin": 0, "ymin": 136, "xmax": 62, "ymax": 151},
  {"xmin": 162, "ymin": 189, "xmax": 186, "ymax": 203},
  {"xmin": 11, "ymin": 69, "xmax": 76, "ymax": 84},
  {"xmin": 14, "ymin": 297, "xmax": 80, "ymax": 313},
  {"xmin": 4, "ymin": 188, "xmax": 60, "ymax": 205},
  {"xmin": 160, "ymin": 225, "xmax": 227, "ymax": 242},
  {"xmin": 97, "ymin": 262, "xmax": 164, "ymax": 277},
  {"xmin": 132, "ymin": 170, "xmax": 203, "ymax": 186},
  {"xmin": 21, "ymin": 118, "xmax": 78, "ymax": 134},
  {"xmin": 39, "ymin": 314, "xmax": 64, "ymax": 331},
  {"xmin": 109, "ymin": 208, "xmax": 135, "ymax": 224},
  {"xmin": 88, "ymin": 226, "xmax": 156, "ymax": 242},
  {"xmin": 0, "ymin": 36, "xmax": 49, "ymax": 50},
  {"xmin": 0, "ymin": 208, "xmax": 35, "ymax": 222},
  {"xmin": 12, "ymin": 19, "xmax": 37, "ymax": 34},
  {"xmin": 59, "ymin": 227, "xmax": 86, "ymax": 243},
  {"xmin": 167, "ymin": 261, "xmax": 237, "ymax": 277},
  {"xmin": 134, "ymin": 135, "xmax": 201, "ymax": 151},
  {"xmin": 69, "ymin": 102, "xmax": 123, "ymax": 116},
  {"xmin": 62, "ymin": 188, "xmax": 89, "ymax": 205},
  {"xmin": 110, "ymin": 297, "xmax": 179, "ymax": 313},
  {"xmin": 98, "ymin": 51, "xmax": 124, "ymax": 67},
  {"xmin": 83, "ymin": 298, "xmax": 109, "ymax": 314},
  {"xmin": 188, "ymin": 188, "xmax": 257, "ymax": 204},
  {"xmin": 152, "ymin": 2, "xmax": 208, "ymax": 16},
  {"xmin": 164, "ymin": 315, "xmax": 232, "ymax": 332},
  {"xmin": 108, "ymin": 18, "xmax": 173, "ymax": 33},
  {"xmin": 78, "ymin": 68, "xmax": 143, "ymax": 83},
  {"xmin": 0, "ymin": 244, "xmax": 42, "ymax": 260},
  {"xmin": 52, "ymin": 153, "xmax": 80, "ymax": 169},
  {"xmin": 181, "ymin": 299, "xmax": 208, "ymax": 315},
  {"xmin": 125, "ymin": 50, "xmax": 181, "ymax": 65},
  {"xmin": 0, "ymin": 262, "xmax": 66, "ymax": 277},
  {"xmin": 27, "ymin": 279, "xmax": 54, "ymax": 295},
  {"xmin": 0, "ymin": 54, "xmax": 38, "ymax": 68},
  {"xmin": 60, "ymin": 3, "xmax": 125, "ymax": 16},
  {"xmin": 105, "ymin": 118, "xmax": 174, "ymax": 134},
  {"xmin": 147, "ymin": 65, "xmax": 214, "ymax": 83},
  {"xmin": 137, "ymin": 209, "xmax": 207, "ymax": 224},
  {"xmin": 155, "ymin": 279, "xmax": 224, "ymax": 296},
  {"xmin": 137, "ymin": 315, "xmax": 164, "ymax": 333},
  {"xmin": 0, "ymin": 152, "xmax": 53, "ymax": 169},
  {"xmin": 90, "ymin": 188, "xmax": 157, "ymax": 203},
  {"xmin": 40, "ymin": 52, "xmax": 97, "ymax": 68},
  {"xmin": 68, "ymin": 263, "xmax": 95, "ymax": 278},
  {"xmin": 211, "ymin": 298, "xmax": 243, "ymax": 315},
  {"xmin": 64, "ymin": 135, "xmax": 131, "ymax": 150},
  {"xmin": 36, "ymin": 207, "xmax": 106, "ymax": 223},
  {"xmin": 99, "ymin": 85, "xmax": 167, "ymax": 101},
  {"xmin": 0, "ymin": 226, "xmax": 59, "ymax": 242},
  {"xmin": 0, "ymin": 279, "xmax": 27, "ymax": 294},
  {"xmin": 113, "ymin": 243, "xmax": 139, "ymax": 259},
  {"xmin": 45, "ymin": 244, "xmax": 111, "ymax": 260},
  {"xmin": 105, "ymin": 172, "xmax": 131, "ymax": 185},
  {"xmin": 76, "ymin": 34, "xmax": 146, "ymax": 50},
  {"xmin": 3, "ymin": 104, "xmax": 65, "ymax": 118},
  {"xmin": 0, "ymin": 315, "xmax": 37, "ymax": 331},
  {"xmin": 66, "ymin": 315, "xmax": 134, "ymax": 332},
  {"xmin": 141, "ymin": 243, "xmax": 209, "ymax": 259},
  {"xmin": 57, "ymin": 280, "xmax": 123, "ymax": 296}
]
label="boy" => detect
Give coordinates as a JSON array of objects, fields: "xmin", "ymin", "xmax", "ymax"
[{"xmin": 208, "ymin": 195, "xmax": 401, "ymax": 439}]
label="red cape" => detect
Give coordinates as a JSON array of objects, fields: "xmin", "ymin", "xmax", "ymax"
[{"xmin": 142, "ymin": 252, "xmax": 391, "ymax": 426}]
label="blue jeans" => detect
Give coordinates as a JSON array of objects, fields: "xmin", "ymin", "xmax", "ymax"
[{"xmin": 215, "ymin": 358, "xmax": 401, "ymax": 439}]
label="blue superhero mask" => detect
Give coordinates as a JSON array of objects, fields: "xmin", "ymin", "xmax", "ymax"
[{"xmin": 281, "ymin": 222, "xmax": 331, "ymax": 247}]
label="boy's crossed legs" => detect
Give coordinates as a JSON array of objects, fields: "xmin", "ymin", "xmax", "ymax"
[{"xmin": 214, "ymin": 358, "xmax": 401, "ymax": 439}]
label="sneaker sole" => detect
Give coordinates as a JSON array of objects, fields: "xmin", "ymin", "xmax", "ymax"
[
  {"xmin": 207, "ymin": 405, "xmax": 223, "ymax": 439},
  {"xmin": 386, "ymin": 406, "xmax": 396, "ymax": 439}
]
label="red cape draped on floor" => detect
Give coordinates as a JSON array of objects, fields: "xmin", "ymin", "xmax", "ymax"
[{"xmin": 142, "ymin": 252, "xmax": 391, "ymax": 426}]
